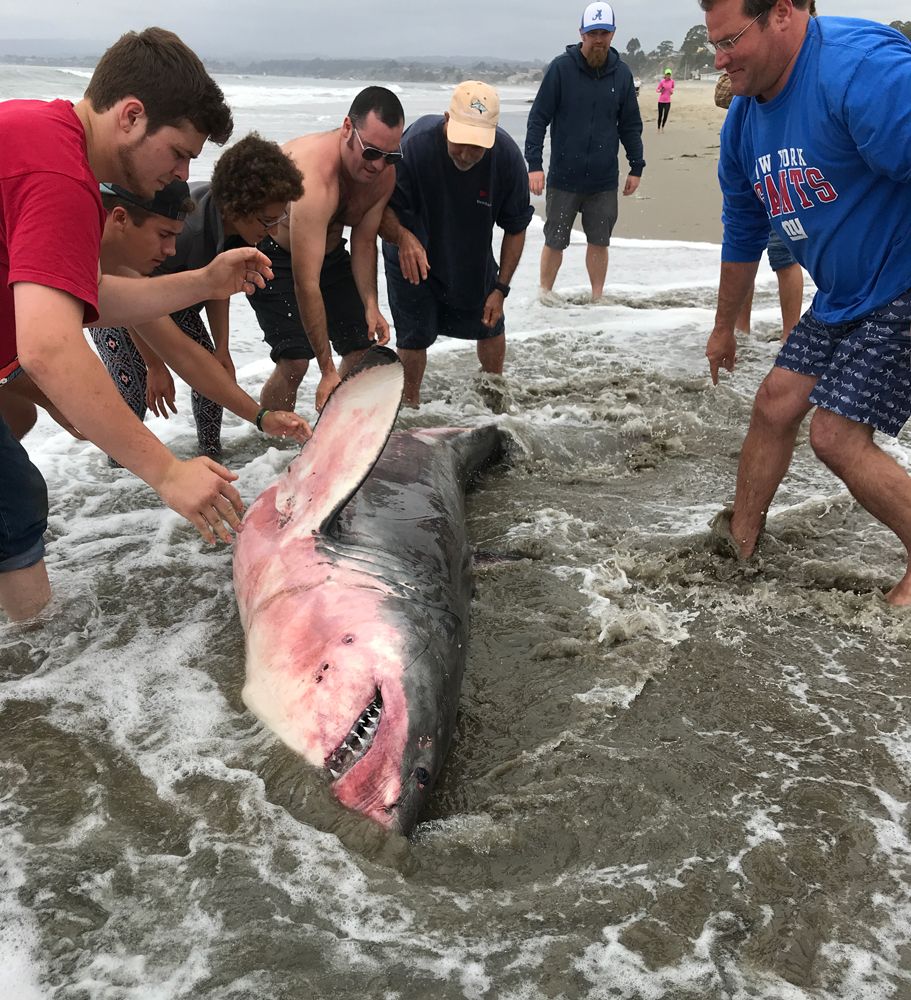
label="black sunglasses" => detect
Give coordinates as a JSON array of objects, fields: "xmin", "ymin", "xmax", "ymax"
[{"xmin": 352, "ymin": 126, "xmax": 403, "ymax": 165}]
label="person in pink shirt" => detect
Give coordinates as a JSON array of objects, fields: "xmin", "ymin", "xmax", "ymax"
[{"xmin": 656, "ymin": 69, "xmax": 675, "ymax": 130}]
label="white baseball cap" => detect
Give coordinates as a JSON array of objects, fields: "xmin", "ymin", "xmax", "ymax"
[{"xmin": 581, "ymin": 2, "xmax": 616, "ymax": 32}]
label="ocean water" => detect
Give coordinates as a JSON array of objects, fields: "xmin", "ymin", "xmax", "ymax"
[{"xmin": 1, "ymin": 65, "xmax": 910, "ymax": 1000}]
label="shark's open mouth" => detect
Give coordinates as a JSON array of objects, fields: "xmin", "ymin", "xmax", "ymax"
[{"xmin": 325, "ymin": 690, "xmax": 383, "ymax": 780}]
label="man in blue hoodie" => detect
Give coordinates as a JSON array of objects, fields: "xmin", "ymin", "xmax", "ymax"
[
  {"xmin": 702, "ymin": 0, "xmax": 911, "ymax": 606},
  {"xmin": 525, "ymin": 2, "xmax": 645, "ymax": 304}
]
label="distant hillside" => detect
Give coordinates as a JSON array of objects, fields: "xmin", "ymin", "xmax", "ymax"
[
  {"xmin": 0, "ymin": 51, "xmax": 545, "ymax": 85},
  {"xmin": 0, "ymin": 38, "xmax": 103, "ymax": 57},
  {"xmin": 206, "ymin": 57, "xmax": 546, "ymax": 85}
]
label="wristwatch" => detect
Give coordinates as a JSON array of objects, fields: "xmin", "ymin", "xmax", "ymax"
[{"xmin": 493, "ymin": 280, "xmax": 511, "ymax": 298}]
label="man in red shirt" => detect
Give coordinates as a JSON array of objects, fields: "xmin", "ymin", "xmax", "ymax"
[{"xmin": 0, "ymin": 27, "xmax": 276, "ymax": 622}]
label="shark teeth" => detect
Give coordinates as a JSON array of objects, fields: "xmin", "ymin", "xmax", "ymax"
[{"xmin": 325, "ymin": 690, "xmax": 382, "ymax": 781}]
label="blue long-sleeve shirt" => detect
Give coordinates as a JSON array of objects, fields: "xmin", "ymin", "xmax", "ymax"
[
  {"xmin": 525, "ymin": 44, "xmax": 645, "ymax": 194},
  {"xmin": 720, "ymin": 16, "xmax": 911, "ymax": 323}
]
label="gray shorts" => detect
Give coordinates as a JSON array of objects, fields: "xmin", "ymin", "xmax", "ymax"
[{"xmin": 543, "ymin": 187, "xmax": 618, "ymax": 251}]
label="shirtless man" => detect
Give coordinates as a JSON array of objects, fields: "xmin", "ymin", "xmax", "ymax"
[{"xmin": 249, "ymin": 87, "xmax": 405, "ymax": 412}]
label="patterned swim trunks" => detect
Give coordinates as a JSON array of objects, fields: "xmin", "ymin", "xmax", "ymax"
[{"xmin": 776, "ymin": 289, "xmax": 911, "ymax": 437}]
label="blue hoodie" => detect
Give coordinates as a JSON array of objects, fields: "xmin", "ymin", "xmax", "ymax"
[
  {"xmin": 720, "ymin": 17, "xmax": 911, "ymax": 323},
  {"xmin": 525, "ymin": 44, "xmax": 645, "ymax": 194}
]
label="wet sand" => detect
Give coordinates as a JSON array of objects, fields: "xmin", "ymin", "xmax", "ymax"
[{"xmin": 530, "ymin": 79, "xmax": 726, "ymax": 244}]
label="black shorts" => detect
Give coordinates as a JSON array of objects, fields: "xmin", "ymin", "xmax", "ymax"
[
  {"xmin": 248, "ymin": 237, "xmax": 373, "ymax": 363},
  {"xmin": 385, "ymin": 259, "xmax": 505, "ymax": 350},
  {"xmin": 0, "ymin": 411, "xmax": 48, "ymax": 572}
]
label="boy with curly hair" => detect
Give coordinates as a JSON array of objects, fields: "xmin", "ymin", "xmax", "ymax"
[{"xmin": 95, "ymin": 133, "xmax": 304, "ymax": 454}]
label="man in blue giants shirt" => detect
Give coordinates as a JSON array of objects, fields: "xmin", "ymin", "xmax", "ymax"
[{"xmin": 702, "ymin": 0, "xmax": 911, "ymax": 605}]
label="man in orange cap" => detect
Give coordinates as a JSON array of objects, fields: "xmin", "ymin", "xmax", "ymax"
[{"xmin": 380, "ymin": 81, "xmax": 533, "ymax": 407}]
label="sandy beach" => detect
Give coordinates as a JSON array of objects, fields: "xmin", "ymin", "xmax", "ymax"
[{"xmin": 531, "ymin": 79, "xmax": 726, "ymax": 244}]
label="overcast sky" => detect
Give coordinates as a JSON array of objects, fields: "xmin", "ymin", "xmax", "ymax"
[{"xmin": 2, "ymin": 0, "xmax": 908, "ymax": 61}]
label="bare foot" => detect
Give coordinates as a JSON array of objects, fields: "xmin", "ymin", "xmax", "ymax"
[
  {"xmin": 885, "ymin": 571, "xmax": 911, "ymax": 606},
  {"xmin": 537, "ymin": 288, "xmax": 564, "ymax": 307},
  {"xmin": 729, "ymin": 511, "xmax": 761, "ymax": 560},
  {"xmin": 708, "ymin": 507, "xmax": 763, "ymax": 561}
]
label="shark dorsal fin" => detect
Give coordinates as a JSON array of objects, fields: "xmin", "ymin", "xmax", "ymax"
[{"xmin": 274, "ymin": 346, "xmax": 404, "ymax": 534}]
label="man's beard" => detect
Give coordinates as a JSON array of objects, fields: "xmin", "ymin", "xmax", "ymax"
[
  {"xmin": 449, "ymin": 153, "xmax": 479, "ymax": 172},
  {"xmin": 447, "ymin": 148, "xmax": 485, "ymax": 172},
  {"xmin": 117, "ymin": 137, "xmax": 156, "ymax": 199},
  {"xmin": 585, "ymin": 49, "xmax": 608, "ymax": 69}
]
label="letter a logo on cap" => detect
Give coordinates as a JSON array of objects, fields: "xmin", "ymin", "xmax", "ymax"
[{"xmin": 580, "ymin": 2, "xmax": 616, "ymax": 33}]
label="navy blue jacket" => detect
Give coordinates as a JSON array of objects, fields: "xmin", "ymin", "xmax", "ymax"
[{"xmin": 525, "ymin": 44, "xmax": 645, "ymax": 193}]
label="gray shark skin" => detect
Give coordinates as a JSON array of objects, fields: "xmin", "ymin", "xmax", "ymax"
[
  {"xmin": 328, "ymin": 422, "xmax": 506, "ymax": 832},
  {"xmin": 234, "ymin": 347, "xmax": 507, "ymax": 835}
]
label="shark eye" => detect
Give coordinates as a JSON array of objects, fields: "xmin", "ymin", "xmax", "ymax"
[
  {"xmin": 342, "ymin": 635, "xmax": 354, "ymax": 645},
  {"xmin": 413, "ymin": 767, "xmax": 430, "ymax": 786}
]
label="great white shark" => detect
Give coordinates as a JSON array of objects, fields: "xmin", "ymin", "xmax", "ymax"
[{"xmin": 233, "ymin": 347, "xmax": 506, "ymax": 834}]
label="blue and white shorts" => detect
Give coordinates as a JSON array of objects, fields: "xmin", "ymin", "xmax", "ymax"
[{"xmin": 776, "ymin": 289, "xmax": 911, "ymax": 437}]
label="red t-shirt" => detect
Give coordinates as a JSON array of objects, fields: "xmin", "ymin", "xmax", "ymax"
[{"xmin": 0, "ymin": 99, "xmax": 105, "ymax": 382}]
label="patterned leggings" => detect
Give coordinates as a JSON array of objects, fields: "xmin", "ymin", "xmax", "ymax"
[{"xmin": 91, "ymin": 308, "xmax": 223, "ymax": 455}]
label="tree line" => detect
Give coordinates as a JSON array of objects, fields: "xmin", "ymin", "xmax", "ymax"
[{"xmin": 626, "ymin": 20, "xmax": 911, "ymax": 79}]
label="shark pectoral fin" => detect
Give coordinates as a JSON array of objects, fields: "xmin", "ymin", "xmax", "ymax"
[{"xmin": 274, "ymin": 346, "xmax": 405, "ymax": 533}]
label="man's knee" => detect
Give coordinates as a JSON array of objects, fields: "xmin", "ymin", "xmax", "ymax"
[
  {"xmin": 397, "ymin": 346, "xmax": 427, "ymax": 363},
  {"xmin": 338, "ymin": 348, "xmax": 369, "ymax": 378},
  {"xmin": 809, "ymin": 409, "xmax": 871, "ymax": 471},
  {"xmin": 477, "ymin": 332, "xmax": 504, "ymax": 351},
  {"xmin": 777, "ymin": 262, "xmax": 801, "ymax": 280},
  {"xmin": 0, "ymin": 560, "xmax": 51, "ymax": 622},
  {"xmin": 541, "ymin": 241, "xmax": 567, "ymax": 256},
  {"xmin": 277, "ymin": 358, "xmax": 310, "ymax": 383},
  {"xmin": 753, "ymin": 369, "xmax": 814, "ymax": 430}
]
